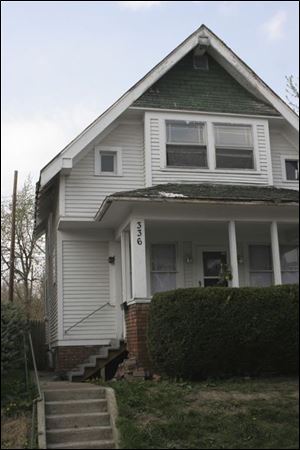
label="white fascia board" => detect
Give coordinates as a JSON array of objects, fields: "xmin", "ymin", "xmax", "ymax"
[
  {"xmin": 205, "ymin": 28, "xmax": 299, "ymax": 132},
  {"xmin": 39, "ymin": 28, "xmax": 202, "ymax": 188},
  {"xmin": 39, "ymin": 25, "xmax": 299, "ymax": 189}
]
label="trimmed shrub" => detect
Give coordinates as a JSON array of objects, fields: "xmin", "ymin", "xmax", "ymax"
[
  {"xmin": 1, "ymin": 302, "xmax": 28, "ymax": 374},
  {"xmin": 148, "ymin": 285, "xmax": 299, "ymax": 379}
]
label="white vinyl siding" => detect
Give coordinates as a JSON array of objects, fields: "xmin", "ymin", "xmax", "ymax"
[
  {"xmin": 65, "ymin": 123, "xmax": 145, "ymax": 217},
  {"xmin": 146, "ymin": 113, "xmax": 271, "ymax": 186},
  {"xmin": 269, "ymin": 128, "xmax": 299, "ymax": 190},
  {"xmin": 62, "ymin": 240, "xmax": 117, "ymax": 341}
]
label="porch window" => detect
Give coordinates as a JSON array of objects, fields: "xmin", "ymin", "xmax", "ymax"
[
  {"xmin": 151, "ymin": 244, "xmax": 177, "ymax": 294},
  {"xmin": 280, "ymin": 245, "xmax": 299, "ymax": 284},
  {"xmin": 166, "ymin": 121, "xmax": 207, "ymax": 168},
  {"xmin": 249, "ymin": 245, "xmax": 273, "ymax": 287},
  {"xmin": 214, "ymin": 124, "xmax": 254, "ymax": 169}
]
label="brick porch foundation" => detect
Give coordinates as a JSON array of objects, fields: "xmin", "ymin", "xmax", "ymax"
[
  {"xmin": 125, "ymin": 303, "xmax": 151, "ymax": 371},
  {"xmin": 54, "ymin": 345, "xmax": 102, "ymax": 372}
]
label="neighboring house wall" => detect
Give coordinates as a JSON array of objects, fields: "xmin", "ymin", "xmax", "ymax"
[
  {"xmin": 64, "ymin": 122, "xmax": 145, "ymax": 218},
  {"xmin": 270, "ymin": 127, "xmax": 299, "ymax": 190}
]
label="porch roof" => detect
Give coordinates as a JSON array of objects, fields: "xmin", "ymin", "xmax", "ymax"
[{"xmin": 107, "ymin": 183, "xmax": 299, "ymax": 204}]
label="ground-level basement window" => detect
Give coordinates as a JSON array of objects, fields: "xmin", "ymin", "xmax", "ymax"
[
  {"xmin": 151, "ymin": 244, "xmax": 177, "ymax": 294},
  {"xmin": 214, "ymin": 124, "xmax": 255, "ymax": 170},
  {"xmin": 166, "ymin": 120, "xmax": 208, "ymax": 168}
]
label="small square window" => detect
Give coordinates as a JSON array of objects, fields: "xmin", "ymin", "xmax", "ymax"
[
  {"xmin": 285, "ymin": 159, "xmax": 299, "ymax": 181},
  {"xmin": 95, "ymin": 146, "xmax": 122, "ymax": 176},
  {"xmin": 101, "ymin": 152, "xmax": 116, "ymax": 173}
]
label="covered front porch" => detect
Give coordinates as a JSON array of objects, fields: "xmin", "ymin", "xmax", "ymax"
[
  {"xmin": 119, "ymin": 217, "xmax": 299, "ymax": 302},
  {"xmin": 95, "ymin": 184, "xmax": 299, "ymax": 304}
]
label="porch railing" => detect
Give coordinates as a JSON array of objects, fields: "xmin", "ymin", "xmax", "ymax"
[{"xmin": 64, "ymin": 302, "xmax": 115, "ymax": 335}]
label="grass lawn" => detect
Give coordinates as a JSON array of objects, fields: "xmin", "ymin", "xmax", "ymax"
[
  {"xmin": 1, "ymin": 370, "xmax": 35, "ymax": 449},
  {"xmin": 101, "ymin": 377, "xmax": 299, "ymax": 449}
]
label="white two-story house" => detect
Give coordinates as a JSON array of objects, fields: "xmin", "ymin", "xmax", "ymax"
[{"xmin": 35, "ymin": 25, "xmax": 299, "ymax": 379}]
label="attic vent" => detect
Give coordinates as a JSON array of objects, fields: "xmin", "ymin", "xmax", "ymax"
[{"xmin": 193, "ymin": 47, "xmax": 209, "ymax": 70}]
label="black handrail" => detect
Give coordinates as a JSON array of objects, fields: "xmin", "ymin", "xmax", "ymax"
[{"xmin": 64, "ymin": 302, "xmax": 115, "ymax": 335}]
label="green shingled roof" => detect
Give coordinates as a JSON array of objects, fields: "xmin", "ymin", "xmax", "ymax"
[
  {"xmin": 110, "ymin": 183, "xmax": 299, "ymax": 204},
  {"xmin": 133, "ymin": 52, "xmax": 280, "ymax": 116}
]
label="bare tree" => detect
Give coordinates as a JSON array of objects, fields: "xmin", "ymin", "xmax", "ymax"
[
  {"xmin": 286, "ymin": 75, "xmax": 299, "ymax": 114},
  {"xmin": 1, "ymin": 176, "xmax": 45, "ymax": 319}
]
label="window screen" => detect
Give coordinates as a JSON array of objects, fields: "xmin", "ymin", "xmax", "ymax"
[
  {"xmin": 280, "ymin": 245, "xmax": 299, "ymax": 284},
  {"xmin": 166, "ymin": 121, "xmax": 207, "ymax": 168},
  {"xmin": 100, "ymin": 152, "xmax": 116, "ymax": 173},
  {"xmin": 249, "ymin": 245, "xmax": 273, "ymax": 287},
  {"xmin": 214, "ymin": 124, "xmax": 254, "ymax": 170},
  {"xmin": 285, "ymin": 160, "xmax": 299, "ymax": 181},
  {"xmin": 151, "ymin": 244, "xmax": 177, "ymax": 294}
]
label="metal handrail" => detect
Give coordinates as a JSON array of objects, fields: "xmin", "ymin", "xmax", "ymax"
[
  {"xmin": 27, "ymin": 330, "xmax": 43, "ymax": 448},
  {"xmin": 64, "ymin": 302, "xmax": 115, "ymax": 335},
  {"xmin": 28, "ymin": 331, "xmax": 42, "ymax": 399}
]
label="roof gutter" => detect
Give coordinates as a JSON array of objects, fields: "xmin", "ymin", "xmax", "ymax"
[{"xmin": 94, "ymin": 195, "xmax": 299, "ymax": 223}]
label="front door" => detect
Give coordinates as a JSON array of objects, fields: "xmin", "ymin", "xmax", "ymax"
[{"xmin": 198, "ymin": 249, "xmax": 227, "ymax": 287}]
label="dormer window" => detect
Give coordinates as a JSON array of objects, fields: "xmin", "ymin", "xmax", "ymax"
[{"xmin": 166, "ymin": 120, "xmax": 208, "ymax": 168}]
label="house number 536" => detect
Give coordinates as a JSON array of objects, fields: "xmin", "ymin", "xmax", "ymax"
[{"xmin": 136, "ymin": 221, "xmax": 143, "ymax": 245}]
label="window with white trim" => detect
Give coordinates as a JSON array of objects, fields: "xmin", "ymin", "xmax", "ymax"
[
  {"xmin": 280, "ymin": 245, "xmax": 299, "ymax": 284},
  {"xmin": 95, "ymin": 146, "xmax": 122, "ymax": 176},
  {"xmin": 214, "ymin": 124, "xmax": 255, "ymax": 169},
  {"xmin": 249, "ymin": 245, "xmax": 273, "ymax": 287},
  {"xmin": 166, "ymin": 121, "xmax": 207, "ymax": 168},
  {"xmin": 285, "ymin": 159, "xmax": 299, "ymax": 181},
  {"xmin": 151, "ymin": 244, "xmax": 177, "ymax": 294}
]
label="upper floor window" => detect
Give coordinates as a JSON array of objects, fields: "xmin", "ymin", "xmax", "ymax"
[
  {"xmin": 95, "ymin": 146, "xmax": 122, "ymax": 176},
  {"xmin": 166, "ymin": 121, "xmax": 207, "ymax": 168},
  {"xmin": 285, "ymin": 159, "xmax": 299, "ymax": 181},
  {"xmin": 214, "ymin": 124, "xmax": 255, "ymax": 170}
]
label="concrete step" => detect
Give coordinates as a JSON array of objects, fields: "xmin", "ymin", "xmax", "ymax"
[
  {"xmin": 44, "ymin": 387, "xmax": 106, "ymax": 401},
  {"xmin": 47, "ymin": 426, "xmax": 113, "ymax": 444},
  {"xmin": 47, "ymin": 439, "xmax": 115, "ymax": 449},
  {"xmin": 46, "ymin": 412, "xmax": 110, "ymax": 429},
  {"xmin": 46, "ymin": 399, "xmax": 108, "ymax": 415}
]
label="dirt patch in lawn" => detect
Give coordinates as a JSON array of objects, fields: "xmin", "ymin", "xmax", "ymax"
[{"xmin": 1, "ymin": 414, "xmax": 31, "ymax": 449}]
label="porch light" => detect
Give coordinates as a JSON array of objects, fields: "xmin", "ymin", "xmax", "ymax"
[
  {"xmin": 238, "ymin": 255, "xmax": 244, "ymax": 264},
  {"xmin": 185, "ymin": 256, "xmax": 193, "ymax": 264},
  {"xmin": 108, "ymin": 256, "xmax": 115, "ymax": 264}
]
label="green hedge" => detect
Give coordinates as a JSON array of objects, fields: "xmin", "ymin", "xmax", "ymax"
[
  {"xmin": 1, "ymin": 302, "xmax": 27, "ymax": 375},
  {"xmin": 148, "ymin": 285, "xmax": 299, "ymax": 379}
]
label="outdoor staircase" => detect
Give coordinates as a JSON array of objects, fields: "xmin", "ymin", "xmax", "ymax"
[
  {"xmin": 44, "ymin": 383, "xmax": 117, "ymax": 449},
  {"xmin": 67, "ymin": 339, "xmax": 127, "ymax": 382}
]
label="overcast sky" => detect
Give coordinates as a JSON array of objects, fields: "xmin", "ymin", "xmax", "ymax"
[{"xmin": 1, "ymin": 0, "xmax": 299, "ymax": 197}]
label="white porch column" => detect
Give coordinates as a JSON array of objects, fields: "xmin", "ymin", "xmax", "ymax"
[
  {"xmin": 120, "ymin": 231, "xmax": 131, "ymax": 302},
  {"xmin": 130, "ymin": 218, "xmax": 147, "ymax": 299},
  {"xmin": 270, "ymin": 221, "xmax": 282, "ymax": 285},
  {"xmin": 228, "ymin": 220, "xmax": 239, "ymax": 287}
]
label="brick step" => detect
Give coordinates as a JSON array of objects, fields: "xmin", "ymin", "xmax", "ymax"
[
  {"xmin": 47, "ymin": 426, "xmax": 113, "ymax": 445},
  {"xmin": 44, "ymin": 388, "xmax": 106, "ymax": 401},
  {"xmin": 45, "ymin": 399, "xmax": 107, "ymax": 415},
  {"xmin": 47, "ymin": 439, "xmax": 115, "ymax": 449},
  {"xmin": 46, "ymin": 412, "xmax": 110, "ymax": 429}
]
